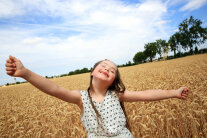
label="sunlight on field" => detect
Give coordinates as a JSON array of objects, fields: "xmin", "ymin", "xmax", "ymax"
[{"xmin": 0, "ymin": 54, "xmax": 207, "ymax": 137}]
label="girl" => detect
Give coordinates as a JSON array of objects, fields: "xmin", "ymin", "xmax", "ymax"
[{"xmin": 5, "ymin": 55, "xmax": 190, "ymax": 138}]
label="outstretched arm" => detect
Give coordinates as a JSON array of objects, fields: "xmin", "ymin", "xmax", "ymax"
[
  {"xmin": 118, "ymin": 87, "xmax": 190, "ymax": 102},
  {"xmin": 5, "ymin": 55, "xmax": 60, "ymax": 94},
  {"xmin": 5, "ymin": 55, "xmax": 81, "ymax": 105}
]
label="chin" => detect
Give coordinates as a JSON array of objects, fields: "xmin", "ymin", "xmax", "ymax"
[
  {"xmin": 96, "ymin": 76, "xmax": 108, "ymax": 81},
  {"xmin": 94, "ymin": 75, "xmax": 111, "ymax": 83}
]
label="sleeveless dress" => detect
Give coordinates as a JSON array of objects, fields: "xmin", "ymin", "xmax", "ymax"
[{"xmin": 80, "ymin": 90, "xmax": 134, "ymax": 138}]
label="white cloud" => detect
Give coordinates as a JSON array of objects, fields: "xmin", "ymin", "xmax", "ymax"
[
  {"xmin": 180, "ymin": 0, "xmax": 207, "ymax": 11},
  {"xmin": 0, "ymin": 0, "xmax": 24, "ymax": 18},
  {"xmin": 173, "ymin": 28, "xmax": 179, "ymax": 32},
  {"xmin": 22, "ymin": 37, "xmax": 43, "ymax": 45}
]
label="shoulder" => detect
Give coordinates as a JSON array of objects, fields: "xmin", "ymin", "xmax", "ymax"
[
  {"xmin": 77, "ymin": 90, "xmax": 87, "ymax": 113},
  {"xmin": 79, "ymin": 90, "xmax": 89, "ymax": 99},
  {"xmin": 113, "ymin": 90, "xmax": 125, "ymax": 102}
]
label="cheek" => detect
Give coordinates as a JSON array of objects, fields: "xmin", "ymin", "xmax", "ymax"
[
  {"xmin": 92, "ymin": 69, "xmax": 101, "ymax": 77},
  {"xmin": 111, "ymin": 74, "xmax": 115, "ymax": 79},
  {"xmin": 110, "ymin": 75, "xmax": 116, "ymax": 82}
]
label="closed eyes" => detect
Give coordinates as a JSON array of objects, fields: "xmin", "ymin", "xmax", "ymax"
[{"xmin": 101, "ymin": 64, "xmax": 115, "ymax": 73}]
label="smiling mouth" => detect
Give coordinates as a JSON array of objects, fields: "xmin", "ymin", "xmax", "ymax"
[{"xmin": 100, "ymin": 71, "xmax": 109, "ymax": 77}]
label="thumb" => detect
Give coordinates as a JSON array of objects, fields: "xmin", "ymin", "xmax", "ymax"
[{"xmin": 9, "ymin": 55, "xmax": 18, "ymax": 62}]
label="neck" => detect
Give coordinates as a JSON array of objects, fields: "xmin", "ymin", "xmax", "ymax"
[{"xmin": 90, "ymin": 78, "xmax": 108, "ymax": 97}]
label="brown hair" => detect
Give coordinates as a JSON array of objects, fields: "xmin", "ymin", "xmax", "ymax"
[{"xmin": 87, "ymin": 60, "xmax": 131, "ymax": 132}]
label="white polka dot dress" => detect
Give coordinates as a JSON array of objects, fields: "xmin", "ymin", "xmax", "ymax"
[{"xmin": 80, "ymin": 90, "xmax": 134, "ymax": 138}]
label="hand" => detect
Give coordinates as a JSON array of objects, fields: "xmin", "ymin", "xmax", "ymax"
[
  {"xmin": 5, "ymin": 55, "xmax": 27, "ymax": 77},
  {"xmin": 176, "ymin": 87, "xmax": 190, "ymax": 100}
]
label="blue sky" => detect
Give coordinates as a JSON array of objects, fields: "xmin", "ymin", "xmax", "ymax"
[{"xmin": 0, "ymin": 0, "xmax": 207, "ymax": 86}]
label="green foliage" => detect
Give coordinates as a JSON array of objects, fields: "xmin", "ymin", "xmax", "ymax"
[
  {"xmin": 155, "ymin": 39, "xmax": 168, "ymax": 58},
  {"xmin": 117, "ymin": 61, "xmax": 135, "ymax": 68},
  {"xmin": 168, "ymin": 32, "xmax": 183, "ymax": 56},
  {"xmin": 194, "ymin": 46, "xmax": 199, "ymax": 54},
  {"xmin": 178, "ymin": 16, "xmax": 207, "ymax": 54},
  {"xmin": 128, "ymin": 61, "xmax": 132, "ymax": 66},
  {"xmin": 166, "ymin": 55, "xmax": 174, "ymax": 60},
  {"xmin": 68, "ymin": 71, "xmax": 75, "ymax": 75},
  {"xmin": 198, "ymin": 48, "xmax": 207, "ymax": 54},
  {"xmin": 68, "ymin": 67, "xmax": 90, "ymax": 76},
  {"xmin": 60, "ymin": 74, "xmax": 68, "ymax": 77},
  {"xmin": 133, "ymin": 51, "xmax": 146, "ymax": 64},
  {"xmin": 144, "ymin": 42, "xmax": 157, "ymax": 62}
]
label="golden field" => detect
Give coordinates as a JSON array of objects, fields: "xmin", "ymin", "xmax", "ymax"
[{"xmin": 0, "ymin": 54, "xmax": 207, "ymax": 138}]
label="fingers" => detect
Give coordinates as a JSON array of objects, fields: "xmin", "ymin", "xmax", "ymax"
[
  {"xmin": 180, "ymin": 87, "xmax": 190, "ymax": 94},
  {"xmin": 5, "ymin": 56, "xmax": 17, "ymax": 76},
  {"xmin": 9, "ymin": 55, "xmax": 15, "ymax": 61},
  {"xmin": 6, "ymin": 67, "xmax": 16, "ymax": 71},
  {"xmin": 183, "ymin": 88, "xmax": 190, "ymax": 95},
  {"xmin": 184, "ymin": 87, "xmax": 190, "ymax": 91},
  {"xmin": 179, "ymin": 87, "xmax": 190, "ymax": 100},
  {"xmin": 6, "ymin": 56, "xmax": 17, "ymax": 68},
  {"xmin": 6, "ymin": 59, "xmax": 13, "ymax": 64},
  {"xmin": 7, "ymin": 56, "xmax": 16, "ymax": 64},
  {"xmin": 5, "ymin": 62, "xmax": 16, "ymax": 67},
  {"xmin": 182, "ymin": 89, "xmax": 189, "ymax": 96},
  {"xmin": 182, "ymin": 89, "xmax": 189, "ymax": 94},
  {"xmin": 6, "ymin": 71, "xmax": 14, "ymax": 76},
  {"xmin": 5, "ymin": 63, "xmax": 16, "ymax": 76},
  {"xmin": 180, "ymin": 92, "xmax": 188, "ymax": 99},
  {"xmin": 181, "ymin": 93, "xmax": 188, "ymax": 97},
  {"xmin": 5, "ymin": 62, "xmax": 16, "ymax": 72}
]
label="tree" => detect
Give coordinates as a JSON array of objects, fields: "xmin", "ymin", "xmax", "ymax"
[
  {"xmin": 163, "ymin": 42, "xmax": 169, "ymax": 60},
  {"xmin": 156, "ymin": 39, "xmax": 168, "ymax": 58},
  {"xmin": 168, "ymin": 32, "xmax": 183, "ymax": 57},
  {"xmin": 155, "ymin": 39, "xmax": 162, "ymax": 58},
  {"xmin": 81, "ymin": 68, "xmax": 89, "ymax": 73},
  {"xmin": 127, "ymin": 61, "xmax": 132, "ymax": 66},
  {"xmin": 144, "ymin": 42, "xmax": 157, "ymax": 62},
  {"xmin": 178, "ymin": 16, "xmax": 207, "ymax": 54},
  {"xmin": 169, "ymin": 35, "xmax": 176, "ymax": 57},
  {"xmin": 133, "ymin": 51, "xmax": 146, "ymax": 64},
  {"xmin": 195, "ymin": 46, "xmax": 198, "ymax": 54}
]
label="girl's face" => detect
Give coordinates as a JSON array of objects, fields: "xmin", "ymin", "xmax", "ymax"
[{"xmin": 91, "ymin": 60, "xmax": 117, "ymax": 86}]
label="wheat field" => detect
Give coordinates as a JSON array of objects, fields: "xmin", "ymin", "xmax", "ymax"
[{"xmin": 0, "ymin": 54, "xmax": 207, "ymax": 138}]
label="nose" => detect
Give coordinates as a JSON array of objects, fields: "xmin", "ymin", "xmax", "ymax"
[{"xmin": 104, "ymin": 67, "xmax": 109, "ymax": 72}]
